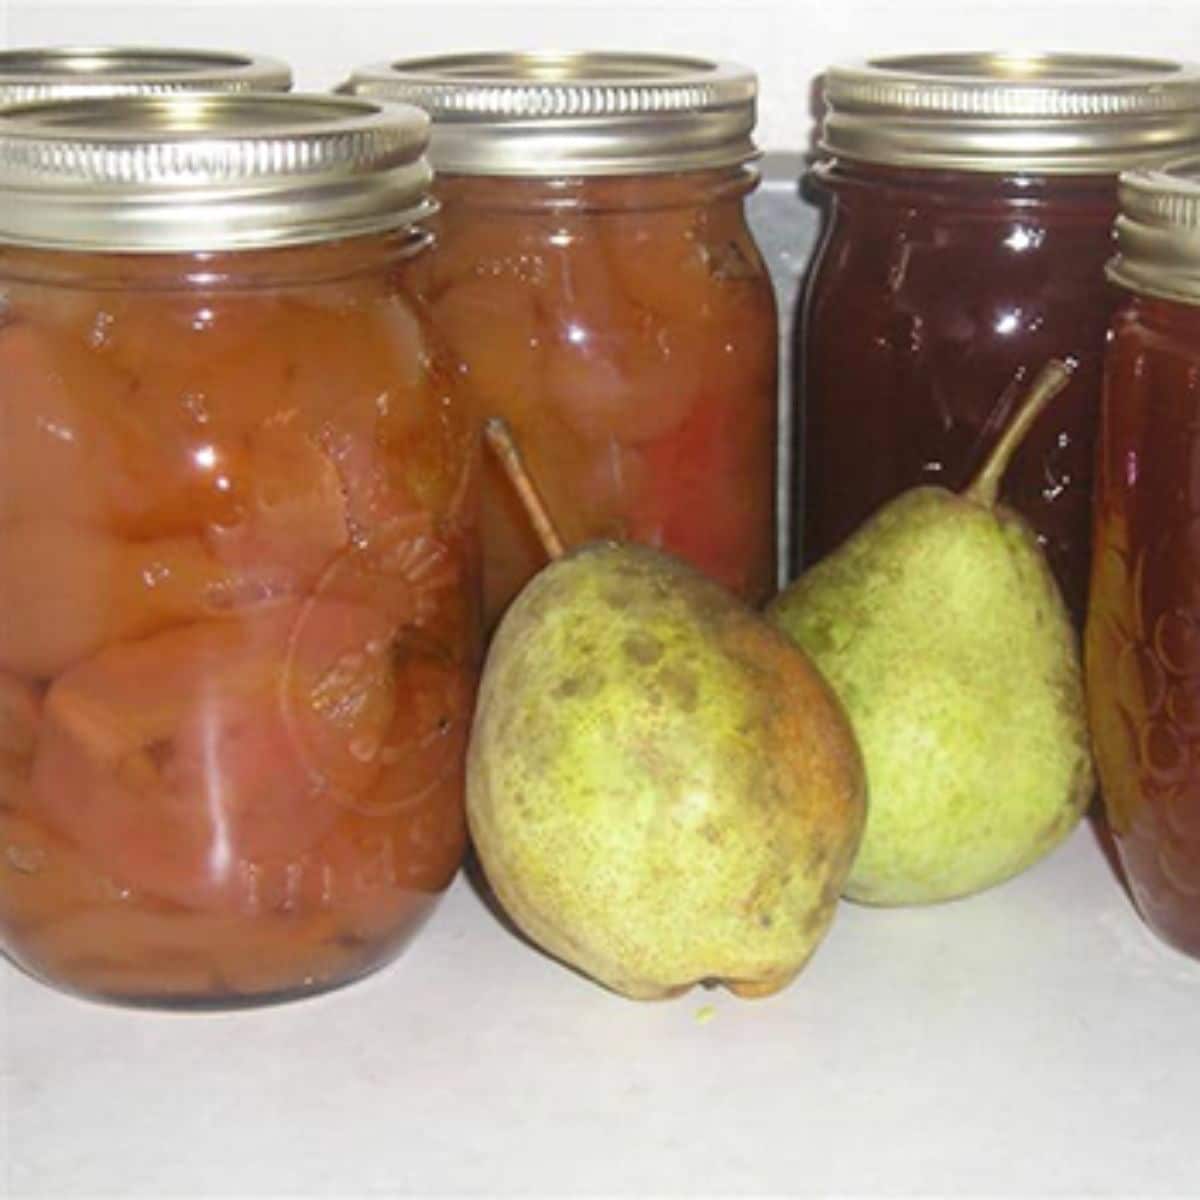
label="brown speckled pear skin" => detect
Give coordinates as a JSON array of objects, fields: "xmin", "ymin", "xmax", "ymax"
[{"xmin": 466, "ymin": 542, "xmax": 866, "ymax": 1002}]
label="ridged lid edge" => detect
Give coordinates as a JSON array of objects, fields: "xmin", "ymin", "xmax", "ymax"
[
  {"xmin": 821, "ymin": 51, "xmax": 1200, "ymax": 174},
  {"xmin": 342, "ymin": 50, "xmax": 759, "ymax": 175},
  {"xmin": 1109, "ymin": 156, "xmax": 1200, "ymax": 304},
  {"xmin": 0, "ymin": 45, "xmax": 293, "ymax": 106},
  {"xmin": 0, "ymin": 92, "xmax": 434, "ymax": 252}
]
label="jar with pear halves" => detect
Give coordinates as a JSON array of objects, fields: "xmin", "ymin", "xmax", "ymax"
[
  {"xmin": 0, "ymin": 92, "xmax": 480, "ymax": 1008},
  {"xmin": 344, "ymin": 52, "xmax": 779, "ymax": 629}
]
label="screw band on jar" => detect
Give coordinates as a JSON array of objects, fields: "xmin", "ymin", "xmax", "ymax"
[
  {"xmin": 0, "ymin": 45, "xmax": 292, "ymax": 106},
  {"xmin": 1109, "ymin": 156, "xmax": 1200, "ymax": 304},
  {"xmin": 342, "ymin": 51, "xmax": 759, "ymax": 175},
  {"xmin": 0, "ymin": 91, "xmax": 434, "ymax": 252},
  {"xmin": 821, "ymin": 52, "xmax": 1200, "ymax": 173}
]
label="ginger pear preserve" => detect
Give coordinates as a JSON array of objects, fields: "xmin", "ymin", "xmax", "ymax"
[
  {"xmin": 1088, "ymin": 157, "xmax": 1200, "ymax": 962},
  {"xmin": 0, "ymin": 93, "xmax": 480, "ymax": 1007},
  {"xmin": 344, "ymin": 52, "xmax": 778, "ymax": 628},
  {"xmin": 799, "ymin": 53, "xmax": 1200, "ymax": 625}
]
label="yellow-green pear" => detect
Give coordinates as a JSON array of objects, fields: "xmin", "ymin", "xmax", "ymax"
[
  {"xmin": 769, "ymin": 361, "xmax": 1093, "ymax": 905},
  {"xmin": 466, "ymin": 421, "xmax": 866, "ymax": 1000}
]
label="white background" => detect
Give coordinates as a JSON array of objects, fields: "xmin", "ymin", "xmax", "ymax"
[{"xmin": 8, "ymin": 830, "xmax": 1200, "ymax": 1197}]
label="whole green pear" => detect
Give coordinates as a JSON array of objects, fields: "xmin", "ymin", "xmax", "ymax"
[
  {"xmin": 468, "ymin": 541, "xmax": 866, "ymax": 1001},
  {"xmin": 769, "ymin": 361, "xmax": 1093, "ymax": 906}
]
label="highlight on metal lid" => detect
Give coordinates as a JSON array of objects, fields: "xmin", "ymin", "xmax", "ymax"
[
  {"xmin": 0, "ymin": 90, "xmax": 435, "ymax": 252},
  {"xmin": 0, "ymin": 45, "xmax": 293, "ymax": 106},
  {"xmin": 341, "ymin": 50, "xmax": 759, "ymax": 176},
  {"xmin": 820, "ymin": 51, "xmax": 1200, "ymax": 174},
  {"xmin": 1108, "ymin": 156, "xmax": 1200, "ymax": 304}
]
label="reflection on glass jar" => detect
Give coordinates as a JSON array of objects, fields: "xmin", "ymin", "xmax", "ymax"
[
  {"xmin": 345, "ymin": 53, "xmax": 778, "ymax": 628},
  {"xmin": 413, "ymin": 171, "xmax": 776, "ymax": 624},
  {"xmin": 799, "ymin": 53, "xmax": 1200, "ymax": 627},
  {"xmin": 0, "ymin": 94, "xmax": 480, "ymax": 1007},
  {"xmin": 1088, "ymin": 158, "xmax": 1200, "ymax": 960}
]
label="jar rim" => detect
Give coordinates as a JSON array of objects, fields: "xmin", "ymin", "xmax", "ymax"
[
  {"xmin": 821, "ymin": 51, "xmax": 1200, "ymax": 175},
  {"xmin": 1109, "ymin": 155, "xmax": 1200, "ymax": 305},
  {"xmin": 0, "ymin": 91, "xmax": 435, "ymax": 252},
  {"xmin": 340, "ymin": 50, "xmax": 759, "ymax": 176},
  {"xmin": 0, "ymin": 45, "xmax": 293, "ymax": 105}
]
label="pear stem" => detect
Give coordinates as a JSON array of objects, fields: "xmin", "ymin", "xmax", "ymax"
[
  {"xmin": 964, "ymin": 358, "xmax": 1075, "ymax": 509},
  {"xmin": 484, "ymin": 416, "xmax": 566, "ymax": 562}
]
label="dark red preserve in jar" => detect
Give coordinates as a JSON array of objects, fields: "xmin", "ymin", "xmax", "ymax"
[
  {"xmin": 1088, "ymin": 158, "xmax": 1200, "ymax": 960},
  {"xmin": 799, "ymin": 53, "xmax": 1200, "ymax": 624}
]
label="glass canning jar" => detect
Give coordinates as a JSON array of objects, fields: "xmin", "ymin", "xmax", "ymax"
[
  {"xmin": 1087, "ymin": 158, "xmax": 1200, "ymax": 961},
  {"xmin": 0, "ymin": 93, "xmax": 480, "ymax": 1007},
  {"xmin": 798, "ymin": 53, "xmax": 1200, "ymax": 626},
  {"xmin": 0, "ymin": 44, "xmax": 291, "ymax": 104},
  {"xmin": 345, "ymin": 53, "xmax": 778, "ymax": 628}
]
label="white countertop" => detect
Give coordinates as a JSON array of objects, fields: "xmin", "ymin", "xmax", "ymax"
[{"xmin": 4, "ymin": 818, "xmax": 1199, "ymax": 1198}]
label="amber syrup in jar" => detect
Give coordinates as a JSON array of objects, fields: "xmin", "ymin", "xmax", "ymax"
[
  {"xmin": 799, "ymin": 53, "xmax": 1200, "ymax": 627},
  {"xmin": 0, "ymin": 94, "xmax": 480, "ymax": 1008},
  {"xmin": 1088, "ymin": 158, "xmax": 1200, "ymax": 960},
  {"xmin": 345, "ymin": 53, "xmax": 778, "ymax": 628}
]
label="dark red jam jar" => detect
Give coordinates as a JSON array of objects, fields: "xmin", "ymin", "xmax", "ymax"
[
  {"xmin": 1088, "ymin": 158, "xmax": 1200, "ymax": 960},
  {"xmin": 798, "ymin": 53, "xmax": 1200, "ymax": 625}
]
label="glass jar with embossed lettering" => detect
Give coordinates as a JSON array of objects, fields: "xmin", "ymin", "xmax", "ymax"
[
  {"xmin": 1087, "ymin": 157, "xmax": 1200, "ymax": 961},
  {"xmin": 799, "ymin": 53, "xmax": 1200, "ymax": 626},
  {"xmin": 344, "ymin": 53, "xmax": 778, "ymax": 629},
  {"xmin": 0, "ymin": 93, "xmax": 479, "ymax": 1007},
  {"xmin": 0, "ymin": 44, "xmax": 291, "ymax": 104}
]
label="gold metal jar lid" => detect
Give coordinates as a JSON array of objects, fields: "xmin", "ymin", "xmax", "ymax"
[
  {"xmin": 0, "ymin": 45, "xmax": 292, "ymax": 106},
  {"xmin": 341, "ymin": 51, "xmax": 758, "ymax": 175},
  {"xmin": 822, "ymin": 52, "xmax": 1200, "ymax": 175},
  {"xmin": 0, "ymin": 91, "xmax": 434, "ymax": 252},
  {"xmin": 1108, "ymin": 157, "xmax": 1200, "ymax": 304}
]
